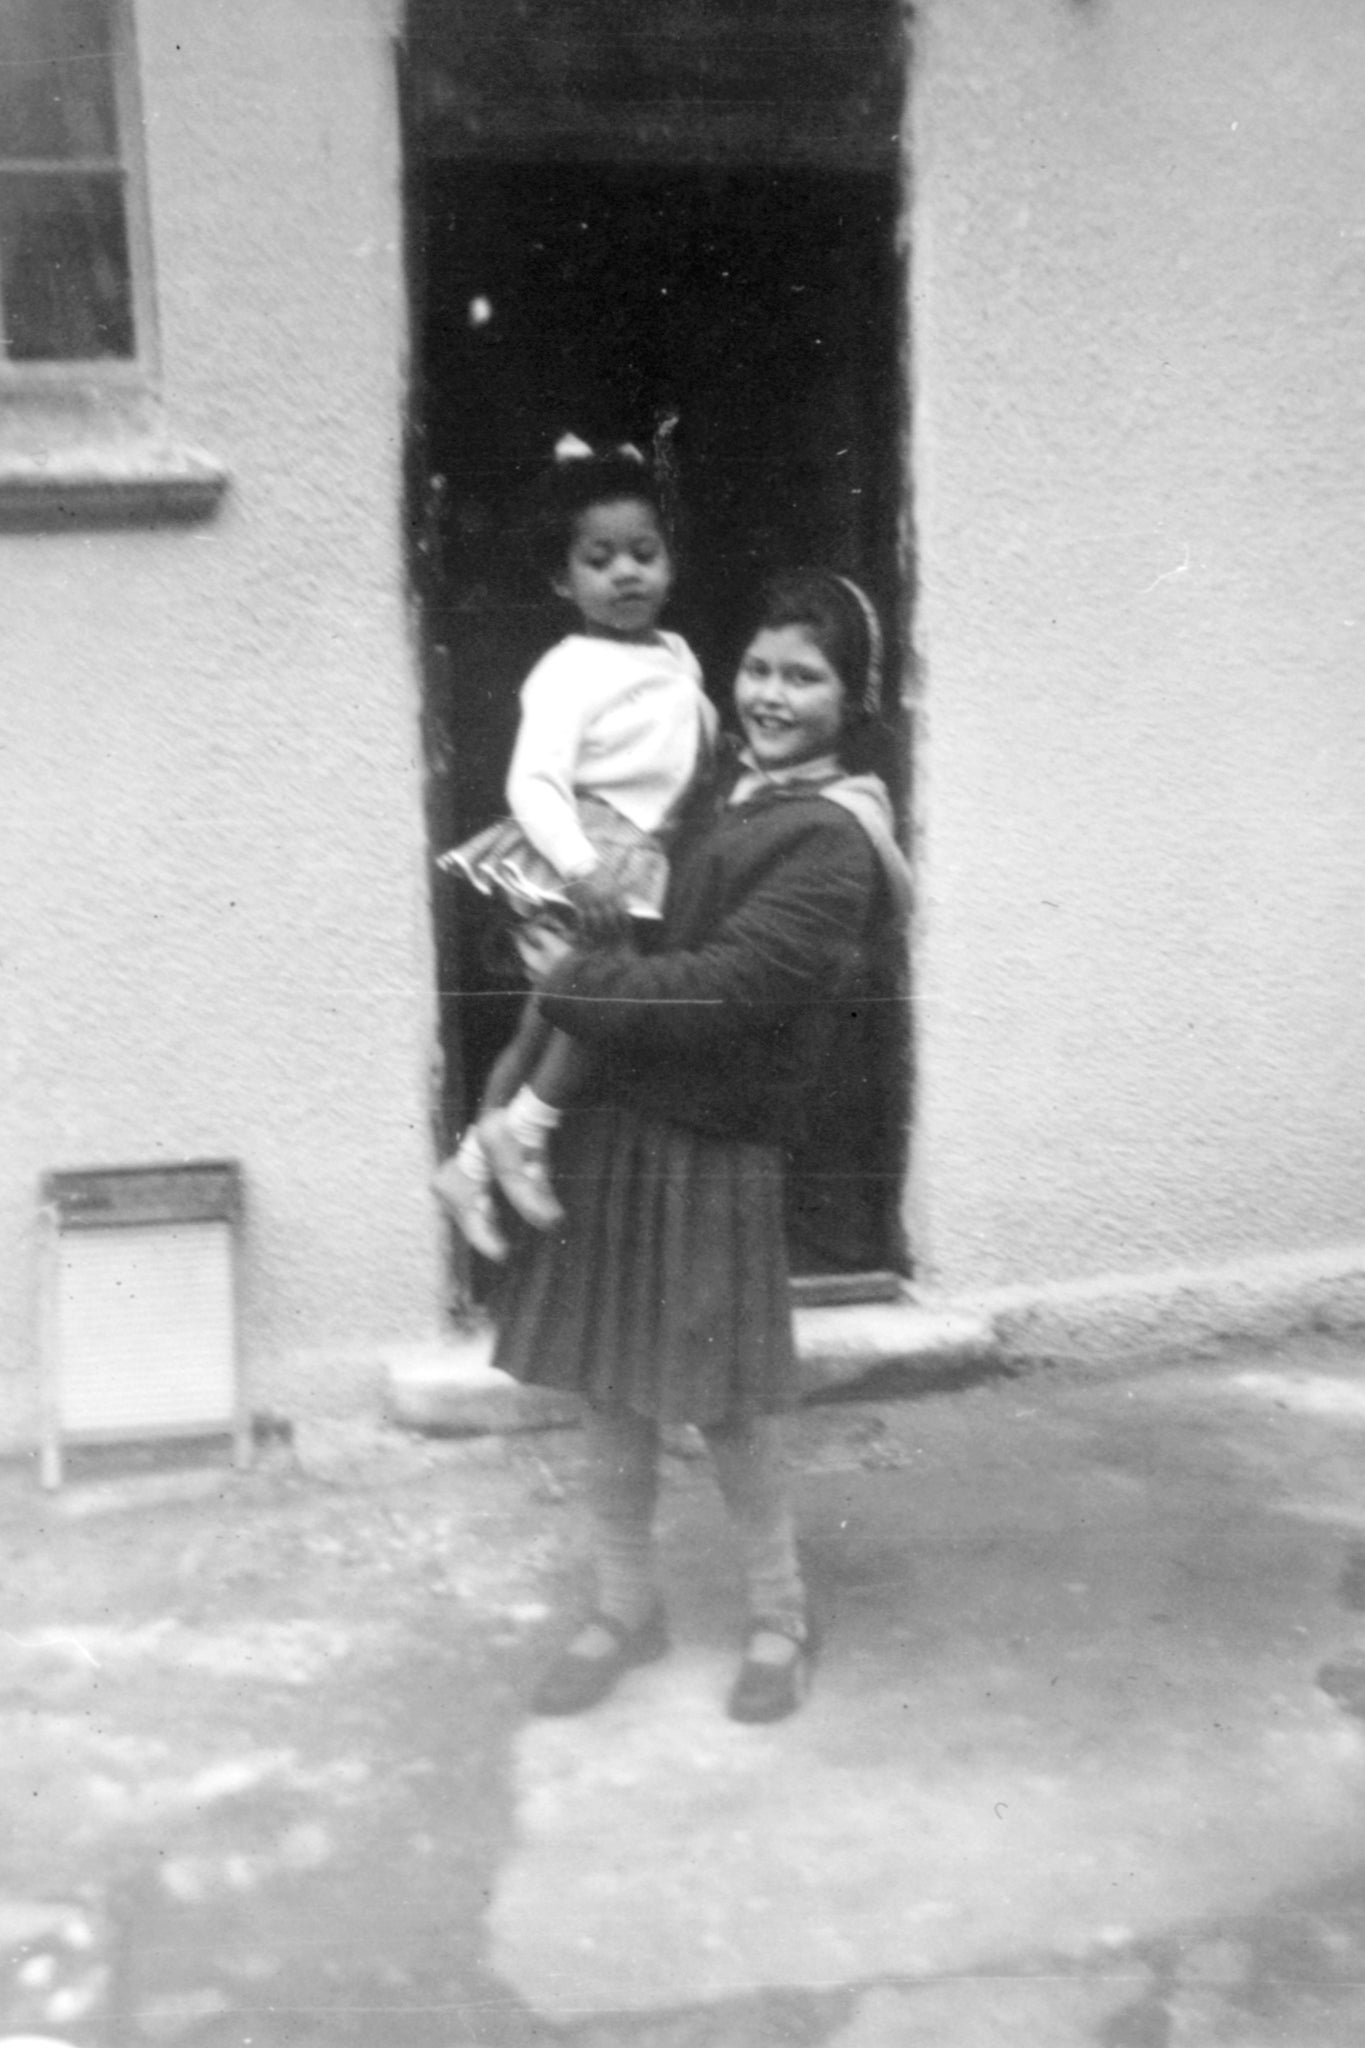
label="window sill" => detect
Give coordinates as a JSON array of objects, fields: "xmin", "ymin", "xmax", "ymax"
[{"xmin": 0, "ymin": 440, "xmax": 228, "ymax": 529}]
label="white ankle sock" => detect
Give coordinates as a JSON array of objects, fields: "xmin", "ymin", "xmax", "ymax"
[
  {"xmin": 505, "ymin": 1087, "xmax": 563, "ymax": 1150},
  {"xmin": 454, "ymin": 1127, "xmax": 491, "ymax": 1184}
]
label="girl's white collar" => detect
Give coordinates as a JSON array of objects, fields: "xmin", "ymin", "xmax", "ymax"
[{"xmin": 733, "ymin": 747, "xmax": 842, "ymax": 791}]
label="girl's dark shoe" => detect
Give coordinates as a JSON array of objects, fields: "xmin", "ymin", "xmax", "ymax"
[
  {"xmin": 531, "ymin": 1607, "xmax": 669, "ymax": 1716},
  {"xmin": 727, "ymin": 1614, "xmax": 817, "ymax": 1724}
]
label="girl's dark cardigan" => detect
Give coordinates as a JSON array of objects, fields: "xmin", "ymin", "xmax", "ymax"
[{"xmin": 540, "ymin": 766, "xmax": 881, "ymax": 1150}]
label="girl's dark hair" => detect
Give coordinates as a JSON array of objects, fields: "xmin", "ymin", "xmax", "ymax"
[
  {"xmin": 751, "ymin": 569, "xmax": 884, "ymax": 726},
  {"xmin": 524, "ymin": 446, "xmax": 673, "ymax": 579}
]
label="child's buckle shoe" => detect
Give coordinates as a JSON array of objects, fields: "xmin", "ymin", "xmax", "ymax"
[
  {"xmin": 726, "ymin": 1614, "xmax": 817, "ymax": 1724},
  {"xmin": 480, "ymin": 1110, "xmax": 566, "ymax": 1231},
  {"xmin": 431, "ymin": 1155, "xmax": 508, "ymax": 1262},
  {"xmin": 531, "ymin": 1607, "xmax": 670, "ymax": 1716}
]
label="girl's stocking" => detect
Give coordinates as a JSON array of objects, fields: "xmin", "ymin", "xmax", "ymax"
[
  {"xmin": 703, "ymin": 1416, "xmax": 807, "ymax": 1636},
  {"xmin": 580, "ymin": 1406, "xmax": 662, "ymax": 1630}
]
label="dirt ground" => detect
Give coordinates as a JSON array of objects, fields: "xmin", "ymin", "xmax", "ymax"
[
  {"xmin": 0, "ymin": 1415, "xmax": 587, "ymax": 2048},
  {"xmin": 7, "ymin": 1346, "xmax": 1365, "ymax": 2048},
  {"xmin": 2, "ymin": 1405, "xmax": 935, "ymax": 2048}
]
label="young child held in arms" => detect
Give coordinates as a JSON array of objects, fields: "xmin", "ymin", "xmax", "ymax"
[{"xmin": 435, "ymin": 436, "xmax": 715, "ymax": 1260}]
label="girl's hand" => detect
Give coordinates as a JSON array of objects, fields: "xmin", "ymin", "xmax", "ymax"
[
  {"xmin": 514, "ymin": 918, "xmax": 577, "ymax": 987},
  {"xmin": 562, "ymin": 868, "xmax": 632, "ymax": 944}
]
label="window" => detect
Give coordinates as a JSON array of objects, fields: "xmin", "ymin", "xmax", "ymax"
[
  {"xmin": 0, "ymin": 0, "xmax": 148, "ymax": 373},
  {"xmin": 0, "ymin": 0, "xmax": 224, "ymax": 522}
]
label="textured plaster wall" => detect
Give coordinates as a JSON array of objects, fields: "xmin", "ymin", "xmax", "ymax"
[
  {"xmin": 908, "ymin": 0, "xmax": 1365, "ymax": 1291},
  {"xmin": 0, "ymin": 0, "xmax": 444, "ymax": 1442}
]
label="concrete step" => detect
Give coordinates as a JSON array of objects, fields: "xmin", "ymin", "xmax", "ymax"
[
  {"xmin": 383, "ymin": 1298, "xmax": 999, "ymax": 1437},
  {"xmin": 795, "ymin": 1298, "xmax": 1000, "ymax": 1402}
]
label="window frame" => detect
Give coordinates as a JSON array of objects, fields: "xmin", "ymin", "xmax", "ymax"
[{"xmin": 0, "ymin": 0, "xmax": 158, "ymax": 389}]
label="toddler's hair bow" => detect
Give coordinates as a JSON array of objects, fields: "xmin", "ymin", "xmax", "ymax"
[{"xmin": 554, "ymin": 432, "xmax": 645, "ymax": 464}]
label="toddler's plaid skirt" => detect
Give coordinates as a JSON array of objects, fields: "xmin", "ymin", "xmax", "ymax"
[{"xmin": 438, "ymin": 795, "xmax": 668, "ymax": 920}]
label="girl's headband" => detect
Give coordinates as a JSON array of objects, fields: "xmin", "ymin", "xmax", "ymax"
[{"xmin": 832, "ymin": 573, "xmax": 885, "ymax": 714}]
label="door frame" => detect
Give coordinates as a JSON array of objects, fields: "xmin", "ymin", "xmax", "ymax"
[{"xmin": 397, "ymin": 6, "xmax": 915, "ymax": 1304}]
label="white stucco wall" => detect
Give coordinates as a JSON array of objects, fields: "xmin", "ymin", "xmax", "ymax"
[
  {"xmin": 908, "ymin": 0, "xmax": 1365, "ymax": 1292},
  {"xmin": 0, "ymin": 0, "xmax": 444, "ymax": 1444}
]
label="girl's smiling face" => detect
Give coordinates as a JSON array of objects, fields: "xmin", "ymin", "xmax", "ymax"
[
  {"xmin": 554, "ymin": 496, "xmax": 673, "ymax": 640},
  {"xmin": 735, "ymin": 625, "xmax": 848, "ymax": 771}
]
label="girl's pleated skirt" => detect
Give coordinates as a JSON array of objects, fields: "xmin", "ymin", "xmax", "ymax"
[{"xmin": 490, "ymin": 1104, "xmax": 797, "ymax": 1427}]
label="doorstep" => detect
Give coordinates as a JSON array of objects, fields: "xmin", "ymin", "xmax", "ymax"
[{"xmin": 382, "ymin": 1296, "xmax": 999, "ymax": 1438}]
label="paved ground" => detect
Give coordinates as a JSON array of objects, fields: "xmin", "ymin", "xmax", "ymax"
[{"xmin": 4, "ymin": 1332, "xmax": 1365, "ymax": 2046}]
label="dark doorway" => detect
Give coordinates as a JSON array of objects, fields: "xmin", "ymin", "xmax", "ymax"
[{"xmin": 404, "ymin": 9, "xmax": 908, "ymax": 1287}]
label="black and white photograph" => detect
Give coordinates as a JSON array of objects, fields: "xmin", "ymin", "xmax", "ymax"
[{"xmin": 3, "ymin": 2, "xmax": 1365, "ymax": 2042}]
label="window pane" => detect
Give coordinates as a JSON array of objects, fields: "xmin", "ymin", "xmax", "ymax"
[
  {"xmin": 0, "ymin": 0, "xmax": 118, "ymax": 161},
  {"xmin": 0, "ymin": 171, "xmax": 133, "ymax": 358}
]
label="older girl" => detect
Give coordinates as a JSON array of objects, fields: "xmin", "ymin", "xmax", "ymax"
[{"xmin": 481, "ymin": 569, "xmax": 911, "ymax": 1722}]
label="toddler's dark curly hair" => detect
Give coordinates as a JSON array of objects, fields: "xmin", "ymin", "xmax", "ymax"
[{"xmin": 524, "ymin": 444, "xmax": 675, "ymax": 580}]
